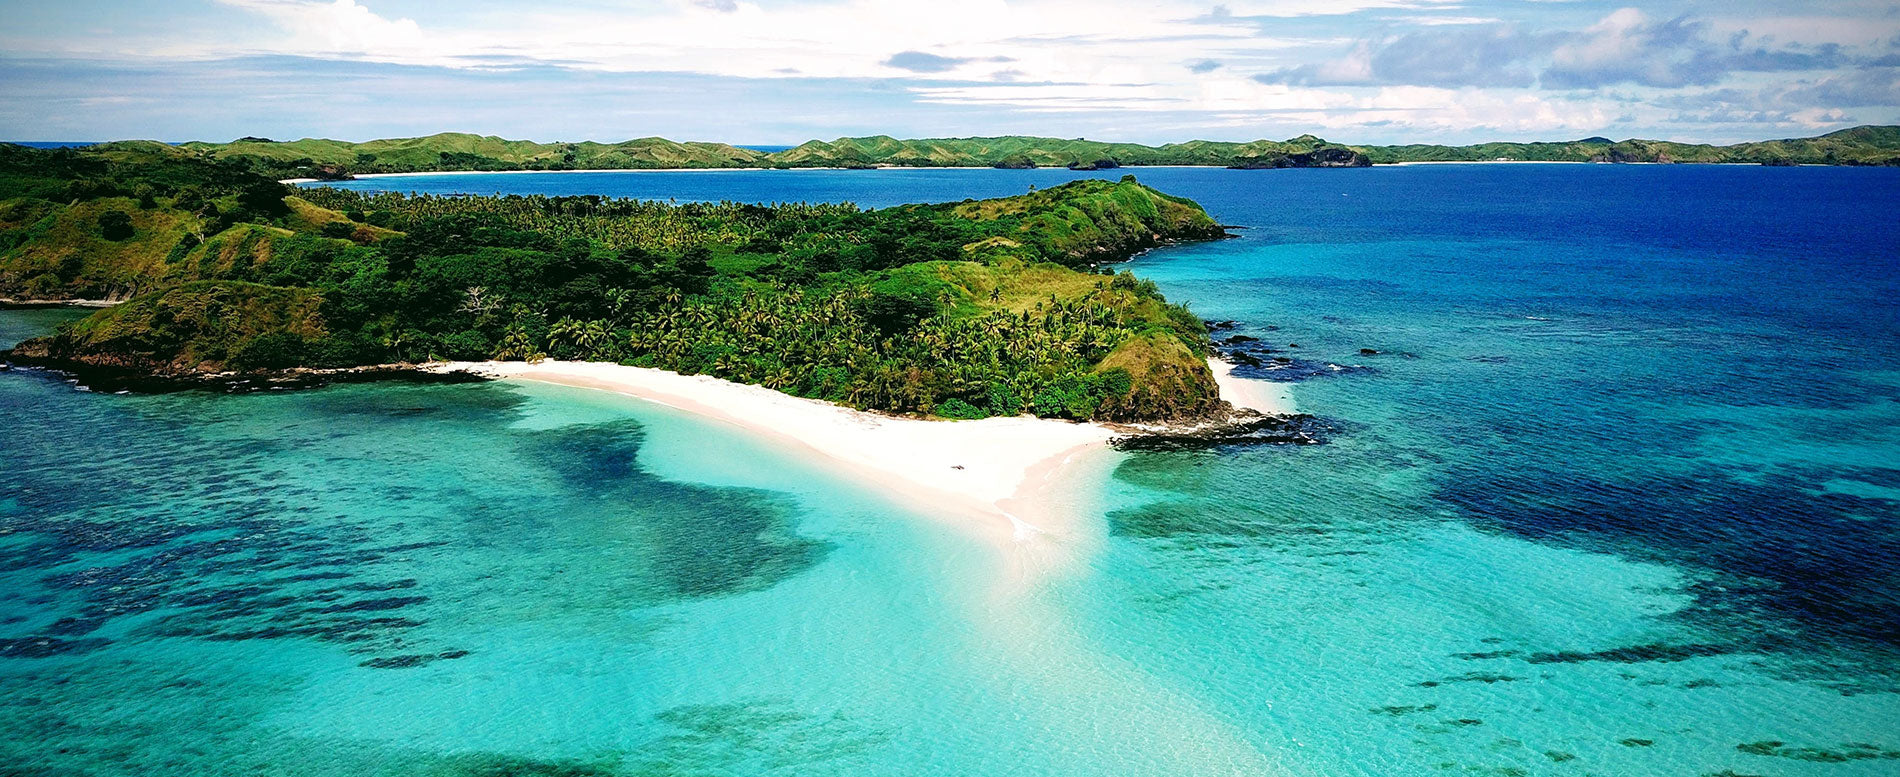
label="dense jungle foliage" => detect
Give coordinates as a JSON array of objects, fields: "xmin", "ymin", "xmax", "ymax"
[{"xmin": 1, "ymin": 143, "xmax": 1230, "ymax": 421}]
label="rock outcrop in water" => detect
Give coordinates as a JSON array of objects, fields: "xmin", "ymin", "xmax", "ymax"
[
  {"xmin": 1210, "ymin": 334, "xmax": 1377, "ymax": 382},
  {"xmin": 1111, "ymin": 411, "xmax": 1334, "ymax": 451},
  {"xmin": 1227, "ymin": 147, "xmax": 1371, "ymax": 169}
]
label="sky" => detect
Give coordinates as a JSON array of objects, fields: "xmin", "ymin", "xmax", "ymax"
[{"xmin": 1, "ymin": 0, "xmax": 1896, "ymax": 145}]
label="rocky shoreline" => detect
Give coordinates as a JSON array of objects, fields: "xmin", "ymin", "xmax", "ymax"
[
  {"xmin": 1205, "ymin": 319, "xmax": 1386, "ymax": 381},
  {"xmin": 0, "ymin": 355, "xmax": 486, "ymax": 394},
  {"xmin": 0, "ymin": 298, "xmax": 123, "ymax": 309},
  {"xmin": 1108, "ymin": 410, "xmax": 1334, "ymax": 451}
]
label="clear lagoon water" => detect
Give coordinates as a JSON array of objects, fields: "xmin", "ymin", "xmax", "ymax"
[{"xmin": 4, "ymin": 164, "xmax": 1898, "ymax": 775}]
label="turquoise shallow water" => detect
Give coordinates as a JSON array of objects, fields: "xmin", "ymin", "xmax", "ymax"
[{"xmin": 4, "ymin": 165, "xmax": 1898, "ymax": 775}]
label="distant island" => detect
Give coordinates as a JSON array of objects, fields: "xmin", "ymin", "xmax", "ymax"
[
  {"xmin": 65, "ymin": 125, "xmax": 1897, "ymax": 180},
  {"xmin": 0, "ymin": 142, "xmax": 1236, "ymax": 423}
]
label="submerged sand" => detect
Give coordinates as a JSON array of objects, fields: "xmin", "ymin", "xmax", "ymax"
[{"xmin": 434, "ymin": 357, "xmax": 1283, "ymax": 564}]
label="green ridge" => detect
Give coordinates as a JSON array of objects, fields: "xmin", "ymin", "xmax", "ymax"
[{"xmin": 123, "ymin": 126, "xmax": 1900, "ymax": 179}]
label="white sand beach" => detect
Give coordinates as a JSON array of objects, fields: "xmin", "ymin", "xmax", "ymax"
[
  {"xmin": 434, "ymin": 360, "xmax": 1114, "ymax": 548},
  {"xmin": 434, "ymin": 357, "xmax": 1285, "ymax": 560}
]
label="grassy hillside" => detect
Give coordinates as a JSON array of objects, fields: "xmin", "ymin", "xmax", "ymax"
[
  {"xmin": 3, "ymin": 144, "xmax": 1229, "ymax": 421},
  {"xmin": 10, "ymin": 280, "xmax": 328, "ymax": 373},
  {"xmin": 1354, "ymin": 125, "xmax": 1900, "ymax": 165},
  {"xmin": 146, "ymin": 126, "xmax": 1900, "ymax": 177},
  {"xmin": 947, "ymin": 178, "xmax": 1227, "ymax": 262},
  {"xmin": 179, "ymin": 132, "xmax": 767, "ymax": 178}
]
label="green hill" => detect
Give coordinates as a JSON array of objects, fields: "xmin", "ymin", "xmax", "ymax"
[
  {"xmin": 3, "ymin": 144, "xmax": 1230, "ymax": 422},
  {"xmin": 758, "ymin": 134, "xmax": 1370, "ymax": 168},
  {"xmin": 146, "ymin": 126, "xmax": 1900, "ymax": 178},
  {"xmin": 178, "ymin": 132, "xmax": 766, "ymax": 178},
  {"xmin": 1352, "ymin": 126, "xmax": 1900, "ymax": 165}
]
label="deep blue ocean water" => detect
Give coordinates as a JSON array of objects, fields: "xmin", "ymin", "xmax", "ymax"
[{"xmin": 2, "ymin": 165, "xmax": 1896, "ymax": 775}]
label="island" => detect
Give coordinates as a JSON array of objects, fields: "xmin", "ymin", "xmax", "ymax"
[
  {"xmin": 0, "ymin": 141, "xmax": 1243, "ymax": 426},
  {"xmin": 94, "ymin": 125, "xmax": 1900, "ymax": 180}
]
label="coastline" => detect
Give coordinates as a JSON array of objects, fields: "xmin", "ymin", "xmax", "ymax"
[
  {"xmin": 282, "ymin": 165, "xmax": 1141, "ymax": 184},
  {"xmin": 276, "ymin": 159, "xmax": 1802, "ymax": 186},
  {"xmin": 285, "ymin": 163, "xmax": 1372, "ymax": 185},
  {"xmin": 436, "ymin": 360, "xmax": 1116, "ymax": 553},
  {"xmin": 433, "ymin": 358, "xmax": 1286, "ymax": 564},
  {"xmin": 0, "ymin": 297, "xmax": 121, "ymax": 309},
  {"xmin": 1210, "ymin": 357, "xmax": 1296, "ymax": 415}
]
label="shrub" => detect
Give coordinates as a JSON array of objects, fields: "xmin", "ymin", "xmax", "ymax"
[
  {"xmin": 936, "ymin": 398, "xmax": 986, "ymax": 419},
  {"xmin": 863, "ymin": 287, "xmax": 934, "ymax": 334},
  {"xmin": 98, "ymin": 210, "xmax": 135, "ymax": 241},
  {"xmin": 231, "ymin": 332, "xmax": 309, "ymax": 370}
]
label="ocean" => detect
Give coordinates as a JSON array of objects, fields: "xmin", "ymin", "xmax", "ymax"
[{"xmin": 3, "ymin": 164, "xmax": 1896, "ymax": 775}]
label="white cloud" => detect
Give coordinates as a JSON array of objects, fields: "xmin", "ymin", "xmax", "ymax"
[
  {"xmin": 180, "ymin": 0, "xmax": 1455, "ymax": 85},
  {"xmin": 9, "ymin": 0, "xmax": 1894, "ymax": 142},
  {"xmin": 216, "ymin": 0, "xmax": 426, "ymax": 56},
  {"xmin": 911, "ymin": 76, "xmax": 1625, "ymax": 136}
]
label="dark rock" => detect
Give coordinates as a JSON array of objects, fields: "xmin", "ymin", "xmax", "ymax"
[
  {"xmin": 1222, "ymin": 351, "xmax": 1375, "ymax": 381},
  {"xmin": 1227, "ymin": 146, "xmax": 1371, "ymax": 169},
  {"xmin": 0, "ymin": 357, "xmax": 487, "ymax": 395},
  {"xmin": 1112, "ymin": 413, "xmax": 1335, "ymax": 451},
  {"xmin": 1299, "ymin": 146, "xmax": 1373, "ymax": 167},
  {"xmin": 1223, "ymin": 334, "xmax": 1259, "ymax": 344},
  {"xmin": 1359, "ymin": 348, "xmax": 1380, "ymax": 355}
]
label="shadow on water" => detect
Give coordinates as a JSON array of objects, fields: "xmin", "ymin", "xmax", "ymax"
[
  {"xmin": 1436, "ymin": 462, "xmax": 1900, "ymax": 691},
  {"xmin": 0, "ymin": 378, "xmax": 827, "ymax": 670}
]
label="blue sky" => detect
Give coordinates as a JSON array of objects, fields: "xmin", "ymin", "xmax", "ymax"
[{"xmin": 1, "ymin": 0, "xmax": 1895, "ymax": 144}]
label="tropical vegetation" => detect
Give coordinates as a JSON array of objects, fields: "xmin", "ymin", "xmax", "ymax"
[{"xmin": 1, "ymin": 143, "xmax": 1230, "ymax": 421}]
